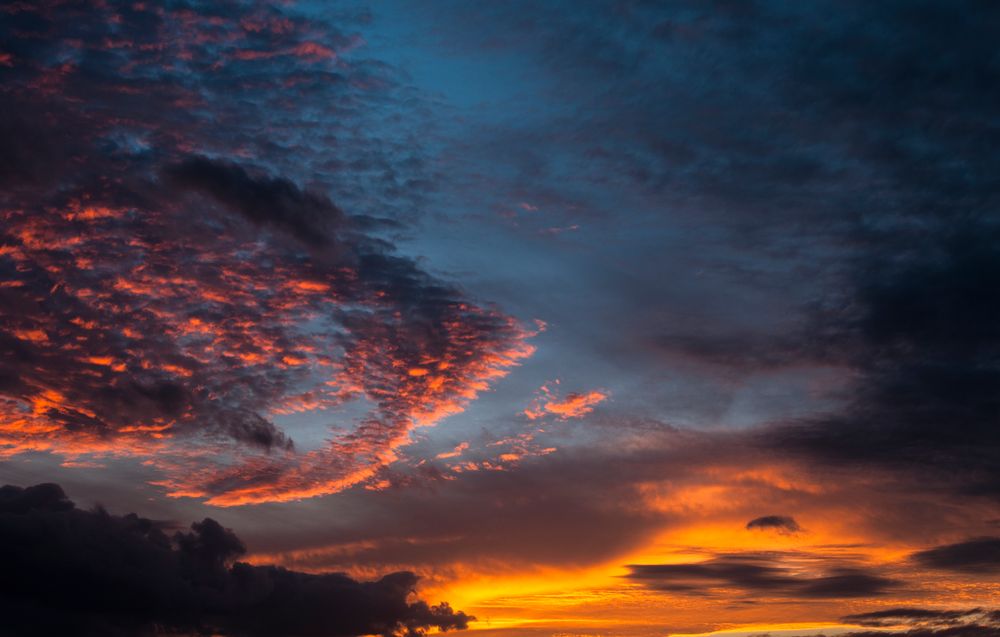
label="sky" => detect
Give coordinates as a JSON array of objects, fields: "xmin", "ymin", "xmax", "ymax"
[{"xmin": 1, "ymin": 1, "xmax": 999, "ymax": 636}]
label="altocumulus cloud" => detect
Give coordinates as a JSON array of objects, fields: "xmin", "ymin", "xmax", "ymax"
[{"xmin": 0, "ymin": 0, "xmax": 534, "ymax": 505}]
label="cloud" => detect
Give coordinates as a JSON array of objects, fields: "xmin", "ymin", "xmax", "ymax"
[
  {"xmin": 745, "ymin": 515, "xmax": 801, "ymax": 534},
  {"xmin": 836, "ymin": 627, "xmax": 1000, "ymax": 637},
  {"xmin": 0, "ymin": 483, "xmax": 471, "ymax": 637},
  {"xmin": 411, "ymin": 0, "xmax": 1000, "ymax": 501},
  {"xmin": 235, "ymin": 424, "xmax": 707, "ymax": 570},
  {"xmin": 603, "ymin": 0, "xmax": 998, "ymax": 499},
  {"xmin": 523, "ymin": 381, "xmax": 607, "ymax": 420},
  {"xmin": 841, "ymin": 607, "xmax": 989, "ymax": 628},
  {"xmin": 165, "ymin": 156, "xmax": 349, "ymax": 248},
  {"xmin": 831, "ymin": 608, "xmax": 1000, "ymax": 637},
  {"xmin": 912, "ymin": 538, "xmax": 1000, "ymax": 574},
  {"xmin": 4, "ymin": 5, "xmax": 1000, "ymax": 633},
  {"xmin": 766, "ymin": 221, "xmax": 1000, "ymax": 497},
  {"xmin": 0, "ymin": 1, "xmax": 534, "ymax": 505},
  {"xmin": 625, "ymin": 553, "xmax": 897, "ymax": 598}
]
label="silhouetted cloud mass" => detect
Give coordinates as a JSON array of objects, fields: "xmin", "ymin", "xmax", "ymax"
[{"xmin": 0, "ymin": 483, "xmax": 470, "ymax": 637}]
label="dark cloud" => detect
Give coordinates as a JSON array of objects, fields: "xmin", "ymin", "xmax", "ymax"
[
  {"xmin": 625, "ymin": 555, "xmax": 897, "ymax": 598},
  {"xmin": 841, "ymin": 607, "xmax": 988, "ymax": 628},
  {"xmin": 0, "ymin": 483, "xmax": 470, "ymax": 637},
  {"xmin": 393, "ymin": 1, "xmax": 1000, "ymax": 497},
  {"xmin": 165, "ymin": 156, "xmax": 348, "ymax": 248},
  {"xmin": 746, "ymin": 515, "xmax": 800, "ymax": 534},
  {"xmin": 836, "ymin": 628, "xmax": 1000, "ymax": 637},
  {"xmin": 767, "ymin": 221, "xmax": 1000, "ymax": 497},
  {"xmin": 716, "ymin": 2, "xmax": 1000, "ymax": 498},
  {"xmin": 912, "ymin": 538, "xmax": 1000, "ymax": 574},
  {"xmin": 831, "ymin": 618, "xmax": 1000, "ymax": 637},
  {"xmin": 795, "ymin": 570, "xmax": 898, "ymax": 598}
]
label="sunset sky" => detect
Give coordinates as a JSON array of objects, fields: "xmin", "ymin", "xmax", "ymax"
[{"xmin": 2, "ymin": 2, "xmax": 1000, "ymax": 636}]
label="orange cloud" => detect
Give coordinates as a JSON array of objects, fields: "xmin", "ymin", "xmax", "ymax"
[
  {"xmin": 523, "ymin": 380, "xmax": 608, "ymax": 420},
  {"xmin": 436, "ymin": 442, "xmax": 470, "ymax": 459},
  {"xmin": 0, "ymin": 169, "xmax": 536, "ymax": 506}
]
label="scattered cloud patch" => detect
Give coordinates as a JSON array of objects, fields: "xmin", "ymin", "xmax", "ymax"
[
  {"xmin": 0, "ymin": 0, "xmax": 535, "ymax": 505},
  {"xmin": 524, "ymin": 381, "xmax": 608, "ymax": 420},
  {"xmin": 746, "ymin": 515, "xmax": 801, "ymax": 534}
]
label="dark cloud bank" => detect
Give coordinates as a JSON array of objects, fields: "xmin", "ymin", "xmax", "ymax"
[
  {"xmin": 417, "ymin": 0, "xmax": 1000, "ymax": 502},
  {"xmin": 625, "ymin": 555, "xmax": 897, "ymax": 599},
  {"xmin": 835, "ymin": 607, "xmax": 1000, "ymax": 637},
  {"xmin": 608, "ymin": 0, "xmax": 1000, "ymax": 502},
  {"xmin": 0, "ymin": 483, "xmax": 470, "ymax": 637},
  {"xmin": 912, "ymin": 537, "xmax": 1000, "ymax": 574},
  {"xmin": 841, "ymin": 607, "xmax": 1000, "ymax": 629}
]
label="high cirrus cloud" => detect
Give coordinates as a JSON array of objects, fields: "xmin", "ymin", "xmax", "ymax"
[
  {"xmin": 0, "ymin": 483, "xmax": 471, "ymax": 637},
  {"xmin": 0, "ymin": 1, "xmax": 534, "ymax": 505}
]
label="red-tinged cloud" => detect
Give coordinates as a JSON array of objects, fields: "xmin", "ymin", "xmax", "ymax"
[
  {"xmin": 0, "ymin": 1, "xmax": 534, "ymax": 505},
  {"xmin": 523, "ymin": 380, "xmax": 608, "ymax": 420},
  {"xmin": 436, "ymin": 442, "xmax": 470, "ymax": 460}
]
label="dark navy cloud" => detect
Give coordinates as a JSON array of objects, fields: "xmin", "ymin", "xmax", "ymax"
[
  {"xmin": 767, "ymin": 221, "xmax": 1000, "ymax": 497},
  {"xmin": 497, "ymin": 0, "xmax": 1000, "ymax": 497},
  {"xmin": 380, "ymin": 0, "xmax": 1000, "ymax": 461}
]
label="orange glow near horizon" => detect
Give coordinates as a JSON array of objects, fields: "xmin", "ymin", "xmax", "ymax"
[{"xmin": 238, "ymin": 455, "xmax": 1000, "ymax": 637}]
